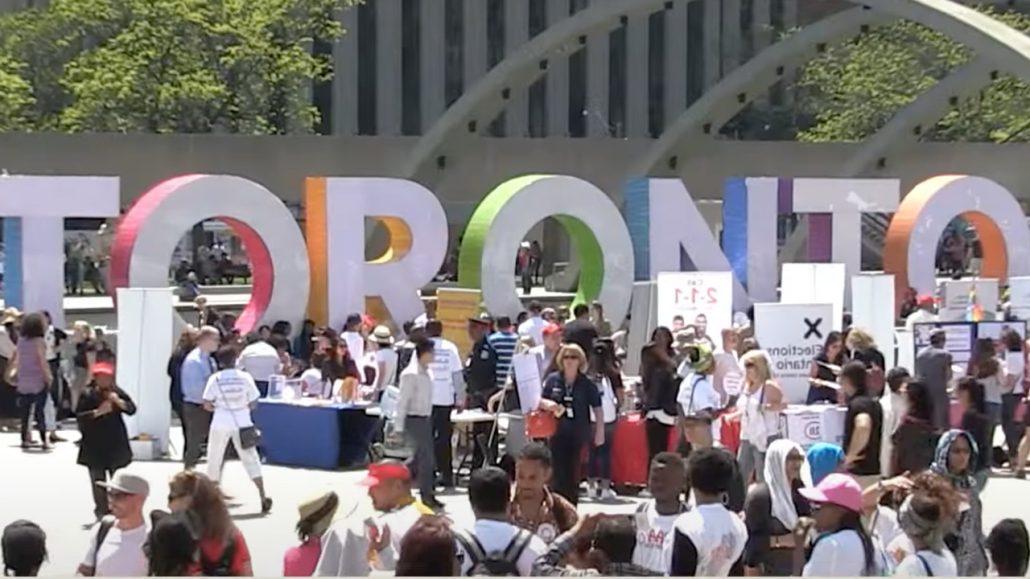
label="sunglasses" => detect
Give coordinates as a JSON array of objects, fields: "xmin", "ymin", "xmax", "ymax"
[{"xmin": 562, "ymin": 356, "xmax": 579, "ymax": 361}]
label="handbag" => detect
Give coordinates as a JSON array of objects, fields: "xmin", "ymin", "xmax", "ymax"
[
  {"xmin": 4, "ymin": 350, "xmax": 18, "ymax": 385},
  {"xmin": 214, "ymin": 373, "xmax": 262, "ymax": 450}
]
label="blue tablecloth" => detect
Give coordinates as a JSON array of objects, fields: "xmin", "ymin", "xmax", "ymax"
[{"xmin": 253, "ymin": 400, "xmax": 378, "ymax": 470}]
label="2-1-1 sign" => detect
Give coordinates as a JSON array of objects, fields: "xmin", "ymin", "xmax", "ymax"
[
  {"xmin": 656, "ymin": 271, "xmax": 733, "ymax": 341},
  {"xmin": 674, "ymin": 286, "xmax": 719, "ymax": 305}
]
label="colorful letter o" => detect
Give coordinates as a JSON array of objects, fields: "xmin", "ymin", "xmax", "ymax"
[
  {"xmin": 458, "ymin": 175, "xmax": 634, "ymax": 320},
  {"xmin": 109, "ymin": 175, "xmax": 310, "ymax": 333},
  {"xmin": 883, "ymin": 175, "xmax": 1030, "ymax": 308}
]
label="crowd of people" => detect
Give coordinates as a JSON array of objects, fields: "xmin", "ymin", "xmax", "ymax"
[{"xmin": 3, "ymin": 293, "xmax": 1030, "ymax": 577}]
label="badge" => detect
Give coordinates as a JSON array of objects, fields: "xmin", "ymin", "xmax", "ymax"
[{"xmin": 537, "ymin": 522, "xmax": 558, "ymax": 543}]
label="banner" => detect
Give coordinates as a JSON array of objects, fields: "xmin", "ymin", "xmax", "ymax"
[
  {"xmin": 656, "ymin": 271, "xmax": 733, "ymax": 345},
  {"xmin": 1008, "ymin": 276, "xmax": 1030, "ymax": 321},
  {"xmin": 938, "ymin": 279, "xmax": 998, "ymax": 321},
  {"xmin": 780, "ymin": 263, "xmax": 845, "ymax": 332},
  {"xmin": 754, "ymin": 303, "xmax": 834, "ymax": 404},
  {"xmin": 912, "ymin": 322, "xmax": 975, "ymax": 367},
  {"xmin": 435, "ymin": 288, "xmax": 482, "ymax": 358},
  {"xmin": 851, "ymin": 274, "xmax": 897, "ymax": 368}
]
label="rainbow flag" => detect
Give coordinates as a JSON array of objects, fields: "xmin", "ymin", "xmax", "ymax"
[{"xmin": 966, "ymin": 284, "xmax": 985, "ymax": 322}]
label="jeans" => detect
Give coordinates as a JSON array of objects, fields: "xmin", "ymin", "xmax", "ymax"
[
  {"xmin": 1002, "ymin": 393, "xmax": 1022, "ymax": 456},
  {"xmin": 182, "ymin": 402, "xmax": 211, "ymax": 469},
  {"xmin": 18, "ymin": 390, "xmax": 47, "ymax": 444},
  {"xmin": 88, "ymin": 466, "xmax": 117, "ymax": 519},
  {"xmin": 588, "ymin": 421, "xmax": 617, "ymax": 480},
  {"xmin": 645, "ymin": 418, "xmax": 672, "ymax": 467},
  {"xmin": 431, "ymin": 405, "xmax": 454, "ymax": 485},
  {"xmin": 738, "ymin": 440, "xmax": 765, "ymax": 484},
  {"xmin": 404, "ymin": 416, "xmax": 436, "ymax": 502},
  {"xmin": 550, "ymin": 429, "xmax": 587, "ymax": 506}
]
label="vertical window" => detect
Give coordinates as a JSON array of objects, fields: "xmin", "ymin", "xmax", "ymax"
[
  {"xmin": 608, "ymin": 25, "xmax": 626, "ymax": 138},
  {"xmin": 444, "ymin": 0, "xmax": 464, "ymax": 106},
  {"xmin": 740, "ymin": 0, "xmax": 755, "ymax": 62},
  {"xmin": 647, "ymin": 10, "xmax": 665, "ymax": 138},
  {"xmin": 685, "ymin": 1, "xmax": 705, "ymax": 105},
  {"xmin": 487, "ymin": 0, "xmax": 506, "ymax": 136},
  {"xmin": 312, "ymin": 31, "xmax": 333, "ymax": 134},
  {"xmin": 567, "ymin": 0, "xmax": 588, "ymax": 137},
  {"xmin": 357, "ymin": 1, "xmax": 377, "ymax": 135},
  {"xmin": 401, "ymin": 0, "xmax": 421, "ymax": 135},
  {"xmin": 527, "ymin": 0, "xmax": 548, "ymax": 137}
]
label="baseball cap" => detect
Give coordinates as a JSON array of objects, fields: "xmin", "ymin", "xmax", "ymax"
[
  {"xmin": 542, "ymin": 323, "xmax": 562, "ymax": 337},
  {"xmin": 917, "ymin": 294, "xmax": 936, "ymax": 306},
  {"xmin": 359, "ymin": 461, "xmax": 411, "ymax": 488},
  {"xmin": 798, "ymin": 472, "xmax": 862, "ymax": 513},
  {"xmin": 96, "ymin": 471, "xmax": 150, "ymax": 497},
  {"xmin": 91, "ymin": 362, "xmax": 115, "ymax": 377}
]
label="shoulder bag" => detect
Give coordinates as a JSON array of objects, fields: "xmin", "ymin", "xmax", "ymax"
[{"xmin": 214, "ymin": 373, "xmax": 262, "ymax": 449}]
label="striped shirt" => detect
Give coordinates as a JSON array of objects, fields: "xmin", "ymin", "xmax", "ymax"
[{"xmin": 488, "ymin": 330, "xmax": 519, "ymax": 388}]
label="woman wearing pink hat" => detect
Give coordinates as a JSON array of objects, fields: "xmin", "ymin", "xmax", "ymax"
[{"xmin": 796, "ymin": 473, "xmax": 882, "ymax": 576}]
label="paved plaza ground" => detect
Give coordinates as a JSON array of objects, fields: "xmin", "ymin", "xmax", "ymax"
[{"xmin": 3, "ymin": 425, "xmax": 1028, "ymax": 576}]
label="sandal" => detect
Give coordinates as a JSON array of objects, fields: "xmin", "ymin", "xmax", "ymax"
[{"xmin": 261, "ymin": 497, "xmax": 273, "ymax": 514}]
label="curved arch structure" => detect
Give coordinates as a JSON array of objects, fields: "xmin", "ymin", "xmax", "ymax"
[
  {"xmin": 840, "ymin": 58, "xmax": 991, "ymax": 176},
  {"xmin": 634, "ymin": 0, "xmax": 1026, "ymax": 176}
]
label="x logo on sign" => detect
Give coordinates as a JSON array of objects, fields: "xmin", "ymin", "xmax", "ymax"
[{"xmin": 804, "ymin": 318, "xmax": 823, "ymax": 339}]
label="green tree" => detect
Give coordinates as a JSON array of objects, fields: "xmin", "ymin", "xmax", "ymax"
[
  {"xmin": 796, "ymin": 7, "xmax": 1030, "ymax": 143},
  {"xmin": 0, "ymin": 54, "xmax": 33, "ymax": 131},
  {"xmin": 0, "ymin": 0, "xmax": 351, "ymax": 134}
]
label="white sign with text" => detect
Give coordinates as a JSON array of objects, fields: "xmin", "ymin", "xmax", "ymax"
[
  {"xmin": 656, "ymin": 271, "xmax": 733, "ymax": 344},
  {"xmin": 755, "ymin": 303, "xmax": 835, "ymax": 404}
]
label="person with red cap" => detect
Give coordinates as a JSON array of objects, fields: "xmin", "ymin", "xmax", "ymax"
[
  {"xmin": 316, "ymin": 460, "xmax": 432, "ymax": 575},
  {"xmin": 74, "ymin": 362, "xmax": 137, "ymax": 522},
  {"xmin": 904, "ymin": 295, "xmax": 938, "ymax": 332}
]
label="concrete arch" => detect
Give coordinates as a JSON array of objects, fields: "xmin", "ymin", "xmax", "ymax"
[{"xmin": 634, "ymin": 0, "xmax": 1029, "ymax": 176}]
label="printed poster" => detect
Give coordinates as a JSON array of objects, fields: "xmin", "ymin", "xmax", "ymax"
[{"xmin": 754, "ymin": 303, "xmax": 834, "ymax": 404}]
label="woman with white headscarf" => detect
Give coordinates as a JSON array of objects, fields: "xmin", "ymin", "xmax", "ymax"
[{"xmin": 742, "ymin": 439, "xmax": 811, "ymax": 575}]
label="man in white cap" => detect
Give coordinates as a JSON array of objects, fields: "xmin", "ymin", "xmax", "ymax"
[{"xmin": 77, "ymin": 471, "xmax": 149, "ymax": 577}]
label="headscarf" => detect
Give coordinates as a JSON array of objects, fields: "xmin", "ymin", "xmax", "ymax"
[
  {"xmin": 930, "ymin": 429, "xmax": 978, "ymax": 491},
  {"xmin": 802, "ymin": 443, "xmax": 844, "ymax": 487},
  {"xmin": 764, "ymin": 438, "xmax": 804, "ymax": 530},
  {"xmin": 898, "ymin": 494, "xmax": 948, "ymax": 553}
]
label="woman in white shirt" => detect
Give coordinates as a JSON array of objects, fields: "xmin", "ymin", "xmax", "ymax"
[
  {"xmin": 202, "ymin": 346, "xmax": 272, "ymax": 514},
  {"xmin": 587, "ymin": 339, "xmax": 622, "ymax": 501},
  {"xmin": 798, "ymin": 473, "xmax": 881, "ymax": 576},
  {"xmin": 891, "ymin": 473, "xmax": 962, "ymax": 576},
  {"xmin": 372, "ymin": 326, "xmax": 398, "ymax": 394},
  {"xmin": 735, "ymin": 350, "xmax": 785, "ymax": 484}
]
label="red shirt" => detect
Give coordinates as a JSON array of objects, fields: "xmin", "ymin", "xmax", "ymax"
[{"xmin": 191, "ymin": 527, "xmax": 251, "ymax": 576}]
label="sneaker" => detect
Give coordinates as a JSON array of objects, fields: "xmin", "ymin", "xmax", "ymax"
[
  {"xmin": 261, "ymin": 497, "xmax": 273, "ymax": 514},
  {"xmin": 49, "ymin": 433, "xmax": 66, "ymax": 443}
]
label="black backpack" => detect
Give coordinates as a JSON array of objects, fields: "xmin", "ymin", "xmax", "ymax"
[
  {"xmin": 200, "ymin": 533, "xmax": 237, "ymax": 576},
  {"xmin": 454, "ymin": 528, "xmax": 533, "ymax": 576}
]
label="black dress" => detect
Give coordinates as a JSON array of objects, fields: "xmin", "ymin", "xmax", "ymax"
[{"xmin": 76, "ymin": 386, "xmax": 136, "ymax": 470}]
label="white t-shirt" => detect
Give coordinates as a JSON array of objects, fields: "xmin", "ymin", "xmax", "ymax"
[
  {"xmin": 375, "ymin": 347, "xmax": 399, "ymax": 387},
  {"xmin": 237, "ymin": 341, "xmax": 281, "ymax": 382},
  {"xmin": 895, "ymin": 549, "xmax": 958, "ymax": 576},
  {"xmin": 632, "ymin": 502, "xmax": 682, "ymax": 574},
  {"xmin": 590, "ymin": 376, "xmax": 618, "ymax": 423},
  {"xmin": 1006, "ymin": 351, "xmax": 1026, "ymax": 395},
  {"xmin": 202, "ymin": 369, "xmax": 260, "ymax": 430},
  {"xmin": 455, "ymin": 519, "xmax": 547, "ymax": 576},
  {"xmin": 677, "ymin": 373, "xmax": 721, "ymax": 416},
  {"xmin": 518, "ymin": 316, "xmax": 546, "ymax": 347},
  {"xmin": 429, "ymin": 337, "xmax": 463, "ymax": 406},
  {"xmin": 867, "ymin": 505, "xmax": 903, "ymax": 548},
  {"xmin": 341, "ymin": 331, "xmax": 366, "ymax": 364},
  {"xmin": 377, "ymin": 501, "xmax": 425, "ymax": 564},
  {"xmin": 81, "ymin": 521, "xmax": 148, "ymax": 577},
  {"xmin": 803, "ymin": 529, "xmax": 878, "ymax": 576},
  {"xmin": 671, "ymin": 504, "xmax": 747, "ymax": 576}
]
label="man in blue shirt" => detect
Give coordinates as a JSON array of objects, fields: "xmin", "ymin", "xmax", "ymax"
[
  {"xmin": 488, "ymin": 316, "xmax": 519, "ymax": 391},
  {"xmin": 179, "ymin": 326, "xmax": 220, "ymax": 469}
]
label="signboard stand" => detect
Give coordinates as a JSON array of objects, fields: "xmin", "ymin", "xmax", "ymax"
[
  {"xmin": 116, "ymin": 287, "xmax": 174, "ymax": 457},
  {"xmin": 656, "ymin": 271, "xmax": 733, "ymax": 346},
  {"xmin": 754, "ymin": 302, "xmax": 835, "ymax": 404},
  {"xmin": 781, "ymin": 263, "xmax": 845, "ymax": 331}
]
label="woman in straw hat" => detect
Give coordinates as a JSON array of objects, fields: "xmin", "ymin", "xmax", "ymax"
[
  {"xmin": 371, "ymin": 326, "xmax": 398, "ymax": 394},
  {"xmin": 283, "ymin": 490, "xmax": 343, "ymax": 576}
]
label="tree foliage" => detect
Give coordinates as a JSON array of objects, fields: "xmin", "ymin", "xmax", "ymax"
[
  {"xmin": 0, "ymin": 0, "xmax": 352, "ymax": 134},
  {"xmin": 796, "ymin": 7, "xmax": 1030, "ymax": 143}
]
